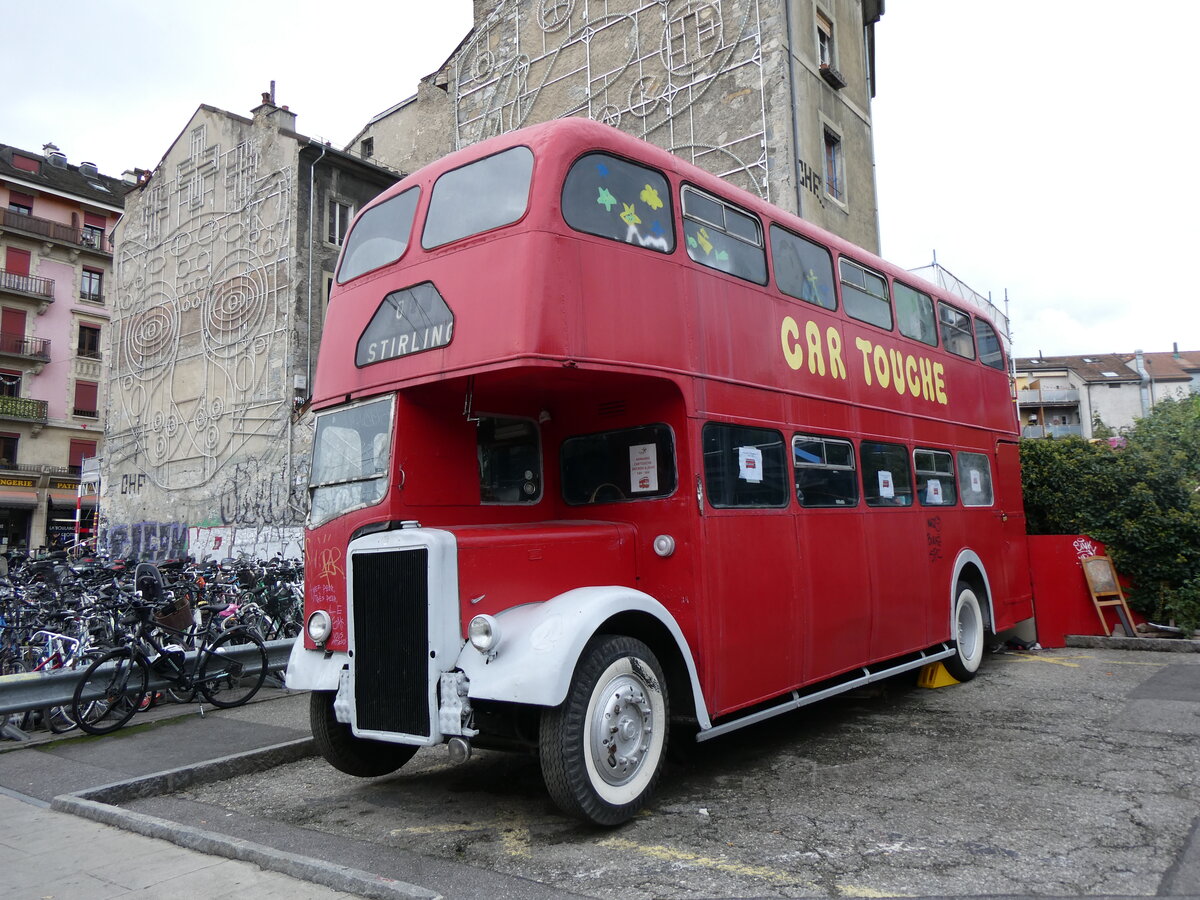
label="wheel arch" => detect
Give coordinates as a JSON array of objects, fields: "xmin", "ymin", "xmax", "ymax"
[
  {"xmin": 951, "ymin": 549, "xmax": 996, "ymax": 635},
  {"xmin": 455, "ymin": 586, "xmax": 711, "ymax": 730}
]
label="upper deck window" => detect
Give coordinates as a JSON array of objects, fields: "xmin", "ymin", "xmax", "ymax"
[
  {"xmin": 561, "ymin": 424, "xmax": 676, "ymax": 505},
  {"xmin": 894, "ymin": 281, "xmax": 937, "ymax": 346},
  {"xmin": 682, "ymin": 187, "xmax": 767, "ymax": 284},
  {"xmin": 771, "ymin": 225, "xmax": 836, "ymax": 310},
  {"xmin": 974, "ymin": 317, "xmax": 1006, "ymax": 370},
  {"xmin": 562, "ymin": 153, "xmax": 674, "ymax": 253},
  {"xmin": 839, "ymin": 258, "xmax": 892, "ymax": 330},
  {"xmin": 422, "ymin": 146, "xmax": 534, "ymax": 249},
  {"xmin": 337, "ymin": 187, "xmax": 420, "ymax": 284},
  {"xmin": 308, "ymin": 396, "xmax": 393, "ymax": 528},
  {"xmin": 938, "ymin": 302, "xmax": 975, "ymax": 359}
]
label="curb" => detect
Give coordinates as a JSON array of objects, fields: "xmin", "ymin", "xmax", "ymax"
[
  {"xmin": 50, "ymin": 738, "xmax": 440, "ymax": 900},
  {"xmin": 1065, "ymin": 634, "xmax": 1200, "ymax": 653}
]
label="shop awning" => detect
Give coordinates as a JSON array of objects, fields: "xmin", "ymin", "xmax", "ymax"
[
  {"xmin": 0, "ymin": 491, "xmax": 39, "ymax": 508},
  {"xmin": 48, "ymin": 489, "xmax": 97, "ymax": 508}
]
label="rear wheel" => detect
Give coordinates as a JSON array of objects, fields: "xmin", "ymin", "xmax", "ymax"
[
  {"xmin": 310, "ymin": 690, "xmax": 417, "ymax": 777},
  {"xmin": 540, "ymin": 635, "xmax": 669, "ymax": 825},
  {"xmin": 198, "ymin": 629, "xmax": 267, "ymax": 708},
  {"xmin": 944, "ymin": 580, "xmax": 985, "ymax": 681},
  {"xmin": 72, "ymin": 647, "xmax": 149, "ymax": 735}
]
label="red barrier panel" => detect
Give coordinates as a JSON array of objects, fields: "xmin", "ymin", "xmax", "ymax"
[{"xmin": 1028, "ymin": 534, "xmax": 1141, "ymax": 647}]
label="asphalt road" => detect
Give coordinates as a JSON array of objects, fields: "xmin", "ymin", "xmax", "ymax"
[{"xmin": 103, "ymin": 646, "xmax": 1200, "ymax": 899}]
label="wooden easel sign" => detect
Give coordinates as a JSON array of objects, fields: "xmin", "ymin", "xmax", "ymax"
[{"xmin": 1080, "ymin": 555, "xmax": 1138, "ymax": 637}]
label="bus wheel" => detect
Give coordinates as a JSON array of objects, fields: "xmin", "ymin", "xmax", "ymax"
[
  {"xmin": 944, "ymin": 581, "xmax": 985, "ymax": 682},
  {"xmin": 310, "ymin": 690, "xmax": 417, "ymax": 777},
  {"xmin": 540, "ymin": 635, "xmax": 669, "ymax": 826}
]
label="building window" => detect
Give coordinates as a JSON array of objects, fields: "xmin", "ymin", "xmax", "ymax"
[
  {"xmin": 816, "ymin": 10, "xmax": 834, "ymax": 66},
  {"xmin": 73, "ymin": 380, "xmax": 99, "ymax": 418},
  {"xmin": 81, "ymin": 213, "xmax": 106, "ymax": 249},
  {"xmin": 7, "ymin": 191, "xmax": 34, "ymax": 215},
  {"xmin": 0, "ymin": 432, "xmax": 18, "ymax": 468},
  {"xmin": 78, "ymin": 324, "xmax": 102, "ymax": 359},
  {"xmin": 0, "ymin": 370, "xmax": 21, "ymax": 398},
  {"xmin": 823, "ymin": 127, "xmax": 845, "ymax": 203},
  {"xmin": 69, "ymin": 439, "xmax": 97, "ymax": 475},
  {"xmin": 81, "ymin": 268, "xmax": 103, "ymax": 302},
  {"xmin": 327, "ymin": 198, "xmax": 353, "ymax": 246},
  {"xmin": 360, "ymin": 137, "xmax": 374, "ymax": 159}
]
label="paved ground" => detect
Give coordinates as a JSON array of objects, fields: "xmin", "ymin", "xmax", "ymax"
[{"xmin": 1, "ymin": 643, "xmax": 1198, "ymax": 899}]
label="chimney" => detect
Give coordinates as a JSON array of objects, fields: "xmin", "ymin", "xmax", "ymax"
[
  {"xmin": 80, "ymin": 161, "xmax": 99, "ymax": 177},
  {"xmin": 251, "ymin": 87, "xmax": 297, "ymax": 132},
  {"xmin": 43, "ymin": 142, "xmax": 67, "ymax": 167}
]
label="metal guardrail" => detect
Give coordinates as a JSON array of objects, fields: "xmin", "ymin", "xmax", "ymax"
[{"xmin": 0, "ymin": 638, "xmax": 294, "ymax": 717}]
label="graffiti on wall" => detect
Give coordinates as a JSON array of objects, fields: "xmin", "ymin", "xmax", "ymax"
[
  {"xmin": 455, "ymin": 0, "xmax": 769, "ymax": 198},
  {"xmin": 100, "ymin": 521, "xmax": 304, "ymax": 562},
  {"xmin": 102, "ymin": 521, "xmax": 190, "ymax": 560}
]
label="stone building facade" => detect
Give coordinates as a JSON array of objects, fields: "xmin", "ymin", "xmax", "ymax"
[
  {"xmin": 105, "ymin": 98, "xmax": 397, "ymax": 560},
  {"xmin": 351, "ymin": 0, "xmax": 884, "ymax": 252}
]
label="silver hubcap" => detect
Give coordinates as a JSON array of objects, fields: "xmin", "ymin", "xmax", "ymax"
[
  {"xmin": 957, "ymin": 596, "xmax": 979, "ymax": 657},
  {"xmin": 590, "ymin": 673, "xmax": 654, "ymax": 787}
]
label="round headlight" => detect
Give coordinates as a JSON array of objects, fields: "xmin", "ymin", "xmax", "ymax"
[
  {"xmin": 307, "ymin": 610, "xmax": 333, "ymax": 644},
  {"xmin": 468, "ymin": 614, "xmax": 501, "ymax": 653}
]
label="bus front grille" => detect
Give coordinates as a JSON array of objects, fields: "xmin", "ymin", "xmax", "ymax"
[{"xmin": 351, "ymin": 548, "xmax": 431, "ymax": 737}]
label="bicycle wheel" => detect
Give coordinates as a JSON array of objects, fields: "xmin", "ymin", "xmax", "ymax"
[
  {"xmin": 72, "ymin": 647, "xmax": 149, "ymax": 736},
  {"xmin": 44, "ymin": 705, "xmax": 77, "ymax": 734},
  {"xmin": 197, "ymin": 629, "xmax": 267, "ymax": 708}
]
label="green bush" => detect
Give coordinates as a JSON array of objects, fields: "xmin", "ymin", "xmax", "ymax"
[{"xmin": 1021, "ymin": 396, "xmax": 1200, "ymax": 632}]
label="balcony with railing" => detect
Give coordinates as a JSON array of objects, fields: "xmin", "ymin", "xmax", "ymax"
[
  {"xmin": 0, "ymin": 395, "xmax": 49, "ymax": 423},
  {"xmin": 0, "ymin": 267, "xmax": 55, "ymax": 303},
  {"xmin": 1023, "ymin": 424, "xmax": 1084, "ymax": 439},
  {"xmin": 0, "ymin": 208, "xmax": 112, "ymax": 254},
  {"xmin": 1018, "ymin": 388, "xmax": 1080, "ymax": 406},
  {"xmin": 0, "ymin": 333, "xmax": 50, "ymax": 362}
]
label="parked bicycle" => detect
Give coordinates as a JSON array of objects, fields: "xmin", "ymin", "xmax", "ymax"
[{"xmin": 70, "ymin": 563, "xmax": 268, "ymax": 735}]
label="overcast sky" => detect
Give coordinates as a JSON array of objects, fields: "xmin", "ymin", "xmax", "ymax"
[{"xmin": 3, "ymin": 1, "xmax": 1196, "ymax": 359}]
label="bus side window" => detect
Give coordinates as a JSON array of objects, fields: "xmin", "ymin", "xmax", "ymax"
[
  {"xmin": 771, "ymin": 225, "xmax": 836, "ymax": 310},
  {"xmin": 956, "ymin": 451, "xmax": 994, "ymax": 506},
  {"xmin": 682, "ymin": 187, "xmax": 767, "ymax": 284},
  {"xmin": 938, "ymin": 302, "xmax": 975, "ymax": 359},
  {"xmin": 561, "ymin": 424, "xmax": 676, "ymax": 505},
  {"xmin": 561, "ymin": 153, "xmax": 675, "ymax": 253},
  {"xmin": 702, "ymin": 423, "xmax": 788, "ymax": 508},
  {"xmin": 861, "ymin": 440, "xmax": 913, "ymax": 507},
  {"xmin": 914, "ymin": 448, "xmax": 956, "ymax": 506},
  {"xmin": 793, "ymin": 434, "xmax": 857, "ymax": 507},
  {"xmin": 894, "ymin": 281, "xmax": 937, "ymax": 346},
  {"xmin": 839, "ymin": 258, "xmax": 893, "ymax": 330},
  {"xmin": 974, "ymin": 317, "xmax": 1006, "ymax": 370}
]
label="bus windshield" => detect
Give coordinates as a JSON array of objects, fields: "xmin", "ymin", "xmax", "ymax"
[{"xmin": 308, "ymin": 396, "xmax": 394, "ymax": 527}]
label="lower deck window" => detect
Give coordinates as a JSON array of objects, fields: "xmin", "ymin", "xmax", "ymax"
[
  {"xmin": 703, "ymin": 423, "xmax": 788, "ymax": 508},
  {"xmin": 561, "ymin": 424, "xmax": 676, "ymax": 504},
  {"xmin": 793, "ymin": 434, "xmax": 857, "ymax": 507},
  {"xmin": 861, "ymin": 440, "xmax": 913, "ymax": 507},
  {"xmin": 956, "ymin": 451, "xmax": 994, "ymax": 506},
  {"xmin": 915, "ymin": 448, "xmax": 956, "ymax": 506}
]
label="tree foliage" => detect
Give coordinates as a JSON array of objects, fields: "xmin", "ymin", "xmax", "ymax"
[{"xmin": 1021, "ymin": 396, "xmax": 1200, "ymax": 631}]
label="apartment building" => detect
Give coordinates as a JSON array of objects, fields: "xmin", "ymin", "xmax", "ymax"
[{"xmin": 0, "ymin": 143, "xmax": 130, "ymax": 550}]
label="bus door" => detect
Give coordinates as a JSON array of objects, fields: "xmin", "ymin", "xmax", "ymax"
[
  {"xmin": 700, "ymin": 423, "xmax": 799, "ymax": 714},
  {"xmin": 994, "ymin": 440, "xmax": 1034, "ymax": 616}
]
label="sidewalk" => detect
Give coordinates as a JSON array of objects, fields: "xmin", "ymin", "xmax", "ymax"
[{"xmin": 0, "ymin": 791, "xmax": 362, "ymax": 900}]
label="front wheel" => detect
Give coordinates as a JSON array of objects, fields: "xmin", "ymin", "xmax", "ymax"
[
  {"xmin": 310, "ymin": 691, "xmax": 417, "ymax": 777},
  {"xmin": 540, "ymin": 635, "xmax": 669, "ymax": 826},
  {"xmin": 72, "ymin": 647, "xmax": 149, "ymax": 736},
  {"xmin": 197, "ymin": 629, "xmax": 267, "ymax": 708},
  {"xmin": 944, "ymin": 581, "xmax": 986, "ymax": 682}
]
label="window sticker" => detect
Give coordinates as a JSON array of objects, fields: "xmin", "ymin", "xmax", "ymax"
[
  {"xmin": 926, "ymin": 479, "xmax": 943, "ymax": 504},
  {"xmin": 629, "ymin": 443, "xmax": 659, "ymax": 493},
  {"xmin": 970, "ymin": 469, "xmax": 982, "ymax": 493},
  {"xmin": 878, "ymin": 470, "xmax": 895, "ymax": 499},
  {"xmin": 738, "ymin": 446, "xmax": 763, "ymax": 483}
]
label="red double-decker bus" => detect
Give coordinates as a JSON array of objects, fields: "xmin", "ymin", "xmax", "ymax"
[{"xmin": 287, "ymin": 118, "xmax": 1034, "ymax": 825}]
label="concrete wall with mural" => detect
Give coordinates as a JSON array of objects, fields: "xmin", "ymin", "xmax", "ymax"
[
  {"xmin": 356, "ymin": 0, "xmax": 882, "ymax": 252},
  {"xmin": 105, "ymin": 103, "xmax": 309, "ymax": 560}
]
